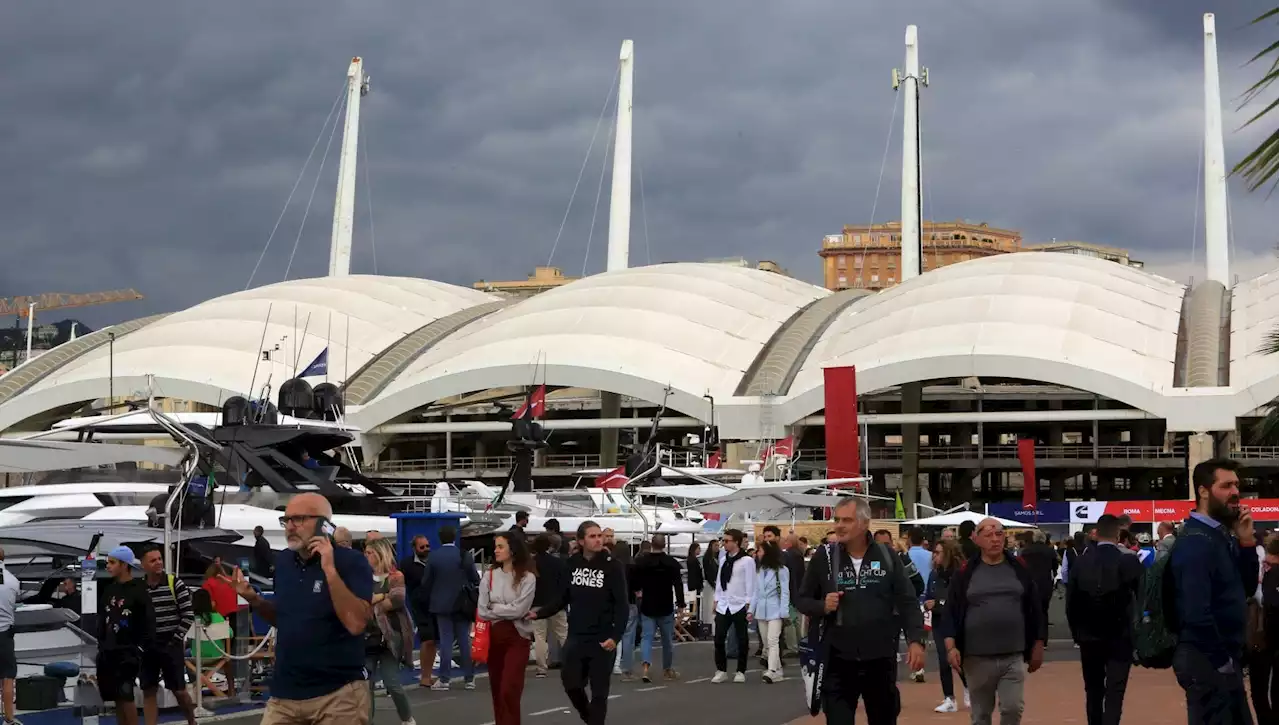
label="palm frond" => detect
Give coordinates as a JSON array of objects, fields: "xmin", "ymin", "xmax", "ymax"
[{"xmin": 1231, "ymin": 7, "xmax": 1279, "ymax": 195}]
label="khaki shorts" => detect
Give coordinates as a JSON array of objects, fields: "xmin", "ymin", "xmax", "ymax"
[{"xmin": 261, "ymin": 680, "xmax": 371, "ymax": 725}]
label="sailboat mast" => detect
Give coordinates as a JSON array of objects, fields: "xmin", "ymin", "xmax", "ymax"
[
  {"xmin": 898, "ymin": 26, "xmax": 926, "ymax": 281},
  {"xmin": 328, "ymin": 57, "xmax": 369, "ymax": 278},
  {"xmin": 1202, "ymin": 14, "xmax": 1230, "ymax": 284}
]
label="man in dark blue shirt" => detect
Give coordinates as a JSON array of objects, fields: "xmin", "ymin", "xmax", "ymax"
[
  {"xmin": 1170, "ymin": 458, "xmax": 1259, "ymax": 724},
  {"xmin": 232, "ymin": 493, "xmax": 374, "ymax": 725}
]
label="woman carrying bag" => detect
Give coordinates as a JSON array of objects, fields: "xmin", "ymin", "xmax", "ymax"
[
  {"xmin": 363, "ymin": 538, "xmax": 416, "ymax": 725},
  {"xmin": 479, "ymin": 532, "xmax": 537, "ymax": 725},
  {"xmin": 749, "ymin": 541, "xmax": 791, "ymax": 683}
]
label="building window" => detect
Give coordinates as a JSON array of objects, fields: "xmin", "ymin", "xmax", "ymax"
[
  {"xmin": 870, "ymin": 274, "xmax": 880, "ymax": 283},
  {"xmin": 851, "ymin": 234, "xmax": 862, "ymax": 244},
  {"xmin": 887, "ymin": 276, "xmax": 895, "ymax": 284},
  {"xmin": 853, "ymin": 256, "xmax": 863, "ymax": 268},
  {"xmin": 836, "ymin": 255, "xmax": 847, "ymax": 270},
  {"xmin": 837, "ymin": 275, "xmax": 847, "ymax": 287},
  {"xmin": 887, "ymin": 258, "xmax": 896, "ymax": 269}
]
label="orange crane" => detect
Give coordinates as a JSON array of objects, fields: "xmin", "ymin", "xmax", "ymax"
[{"xmin": 0, "ymin": 289, "xmax": 144, "ymax": 317}]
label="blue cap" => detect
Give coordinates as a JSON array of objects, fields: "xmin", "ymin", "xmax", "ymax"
[{"xmin": 106, "ymin": 546, "xmax": 138, "ymax": 566}]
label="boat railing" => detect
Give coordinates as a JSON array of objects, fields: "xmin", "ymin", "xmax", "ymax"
[{"xmin": 374, "ymin": 450, "xmax": 704, "ymax": 473}]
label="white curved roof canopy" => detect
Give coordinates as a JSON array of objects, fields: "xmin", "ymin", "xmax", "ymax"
[
  {"xmin": 0, "ymin": 276, "xmax": 497, "ymax": 430},
  {"xmin": 350, "ymin": 263, "xmax": 829, "ymax": 428},
  {"xmin": 777, "ymin": 253, "xmax": 1189, "ymax": 423},
  {"xmin": 1229, "ymin": 269, "xmax": 1280, "ymax": 414}
]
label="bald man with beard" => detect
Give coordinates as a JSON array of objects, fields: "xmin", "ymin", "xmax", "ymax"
[{"xmin": 232, "ymin": 493, "xmax": 375, "ymax": 725}]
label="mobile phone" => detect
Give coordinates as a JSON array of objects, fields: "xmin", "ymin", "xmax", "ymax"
[{"xmin": 316, "ymin": 517, "xmax": 336, "ymax": 539}]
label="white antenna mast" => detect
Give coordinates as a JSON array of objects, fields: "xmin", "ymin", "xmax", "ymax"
[
  {"xmin": 328, "ymin": 57, "xmax": 370, "ymax": 278},
  {"xmin": 894, "ymin": 26, "xmax": 928, "ymax": 281},
  {"xmin": 1202, "ymin": 14, "xmax": 1230, "ymax": 285},
  {"xmin": 606, "ymin": 40, "xmax": 635, "ymax": 273}
]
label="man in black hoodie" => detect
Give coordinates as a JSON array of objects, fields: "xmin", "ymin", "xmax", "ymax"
[
  {"xmin": 630, "ymin": 534, "xmax": 686, "ymax": 682},
  {"xmin": 531, "ymin": 521, "xmax": 628, "ymax": 725},
  {"xmin": 97, "ymin": 546, "xmax": 156, "ymax": 725}
]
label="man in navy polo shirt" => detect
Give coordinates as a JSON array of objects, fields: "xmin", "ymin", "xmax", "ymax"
[{"xmin": 233, "ymin": 493, "xmax": 375, "ymax": 725}]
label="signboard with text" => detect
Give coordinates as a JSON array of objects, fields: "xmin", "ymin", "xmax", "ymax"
[
  {"xmin": 986, "ymin": 501, "xmax": 1071, "ymax": 523},
  {"xmin": 1064, "ymin": 498, "xmax": 1277, "ymax": 524}
]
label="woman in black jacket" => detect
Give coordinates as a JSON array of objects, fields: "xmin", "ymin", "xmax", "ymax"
[
  {"xmin": 924, "ymin": 540, "xmax": 967, "ymax": 713},
  {"xmin": 685, "ymin": 543, "xmax": 704, "ymax": 625},
  {"xmin": 700, "ymin": 540, "xmax": 721, "ymax": 630}
]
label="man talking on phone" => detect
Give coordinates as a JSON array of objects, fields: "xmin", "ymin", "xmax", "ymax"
[{"xmin": 232, "ymin": 493, "xmax": 374, "ymax": 725}]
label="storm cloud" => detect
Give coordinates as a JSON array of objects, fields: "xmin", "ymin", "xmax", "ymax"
[{"xmin": 0, "ymin": 0, "xmax": 1275, "ymax": 328}]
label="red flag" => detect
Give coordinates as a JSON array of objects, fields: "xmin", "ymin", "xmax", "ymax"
[
  {"xmin": 823, "ymin": 366, "xmax": 860, "ymax": 486},
  {"xmin": 594, "ymin": 465, "xmax": 628, "ymax": 489},
  {"xmin": 763, "ymin": 436, "xmax": 794, "ymax": 460},
  {"xmin": 707, "ymin": 450, "xmax": 723, "ymax": 469},
  {"xmin": 1018, "ymin": 438, "xmax": 1037, "ymax": 510},
  {"xmin": 512, "ymin": 385, "xmax": 546, "ymax": 420}
]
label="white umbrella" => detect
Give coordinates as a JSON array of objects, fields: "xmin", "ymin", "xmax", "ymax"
[{"xmin": 904, "ymin": 510, "xmax": 1036, "ymax": 529}]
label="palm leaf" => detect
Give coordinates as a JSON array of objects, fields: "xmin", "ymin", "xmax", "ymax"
[{"xmin": 1231, "ymin": 7, "xmax": 1279, "ymax": 194}]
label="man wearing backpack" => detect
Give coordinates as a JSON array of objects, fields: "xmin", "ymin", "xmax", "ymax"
[
  {"xmin": 1065, "ymin": 514, "xmax": 1143, "ymax": 725},
  {"xmin": 1167, "ymin": 458, "xmax": 1258, "ymax": 724}
]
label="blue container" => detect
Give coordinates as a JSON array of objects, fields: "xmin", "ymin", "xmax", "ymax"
[{"xmin": 391, "ymin": 512, "xmax": 466, "ymax": 554}]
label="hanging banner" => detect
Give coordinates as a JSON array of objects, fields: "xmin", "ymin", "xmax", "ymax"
[{"xmin": 1065, "ymin": 498, "xmax": 1278, "ymax": 524}]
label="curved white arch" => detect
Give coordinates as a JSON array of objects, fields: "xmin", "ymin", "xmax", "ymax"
[
  {"xmin": 354, "ymin": 263, "xmax": 827, "ymax": 430},
  {"xmin": 0, "ymin": 275, "xmax": 496, "ymax": 432},
  {"xmin": 781, "ymin": 253, "xmax": 1189, "ymax": 421}
]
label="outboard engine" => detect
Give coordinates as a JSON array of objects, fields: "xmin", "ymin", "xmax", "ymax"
[
  {"xmin": 250, "ymin": 399, "xmax": 279, "ymax": 425},
  {"xmin": 278, "ymin": 378, "xmax": 315, "ymax": 419},
  {"xmin": 221, "ymin": 396, "xmax": 251, "ymax": 427},
  {"xmin": 312, "ymin": 383, "xmax": 344, "ymax": 422}
]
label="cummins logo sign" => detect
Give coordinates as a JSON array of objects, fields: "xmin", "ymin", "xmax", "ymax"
[{"xmin": 1074, "ymin": 505, "xmax": 1089, "ymax": 519}]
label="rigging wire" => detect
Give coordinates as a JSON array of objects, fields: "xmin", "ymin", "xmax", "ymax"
[
  {"xmin": 283, "ymin": 92, "xmax": 347, "ymax": 281},
  {"xmin": 857, "ymin": 91, "xmax": 901, "ymax": 271},
  {"xmin": 361, "ymin": 121, "xmax": 378, "ymax": 275},
  {"xmin": 546, "ymin": 71, "xmax": 619, "ymax": 267},
  {"xmin": 245, "ymin": 83, "xmax": 348, "ymax": 290},
  {"xmin": 581, "ymin": 108, "xmax": 617, "ymax": 276}
]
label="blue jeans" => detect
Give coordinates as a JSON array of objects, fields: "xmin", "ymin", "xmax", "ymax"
[
  {"xmin": 365, "ymin": 649, "xmax": 412, "ymax": 722},
  {"xmin": 436, "ymin": 615, "xmax": 474, "ymax": 683},
  {"xmin": 640, "ymin": 614, "xmax": 675, "ymax": 670},
  {"xmin": 617, "ymin": 605, "xmax": 638, "ymax": 673}
]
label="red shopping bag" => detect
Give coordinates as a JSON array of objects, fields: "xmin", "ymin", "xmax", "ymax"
[
  {"xmin": 471, "ymin": 570, "xmax": 493, "ymax": 664},
  {"xmin": 472, "ymin": 618, "xmax": 490, "ymax": 664}
]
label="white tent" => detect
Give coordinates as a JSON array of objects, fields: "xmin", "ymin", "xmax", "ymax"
[{"xmin": 904, "ymin": 509, "xmax": 1036, "ymax": 529}]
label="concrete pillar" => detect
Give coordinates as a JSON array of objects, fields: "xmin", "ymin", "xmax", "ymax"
[
  {"xmin": 1049, "ymin": 474, "xmax": 1067, "ymax": 502},
  {"xmin": 1187, "ymin": 432, "xmax": 1216, "ymax": 500},
  {"xmin": 1134, "ymin": 471, "xmax": 1155, "ymax": 497},
  {"xmin": 900, "ymin": 382, "xmax": 923, "ymax": 513},
  {"xmin": 871, "ymin": 472, "xmax": 889, "ymax": 497},
  {"xmin": 1097, "ymin": 473, "xmax": 1115, "ymax": 499},
  {"xmin": 475, "ymin": 439, "xmax": 487, "ymax": 461},
  {"xmin": 599, "ymin": 392, "xmax": 622, "ymax": 467},
  {"xmin": 953, "ymin": 469, "xmax": 976, "ymax": 503}
]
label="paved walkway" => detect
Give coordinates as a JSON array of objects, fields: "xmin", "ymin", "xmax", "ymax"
[{"xmin": 787, "ymin": 661, "xmax": 1187, "ymax": 724}]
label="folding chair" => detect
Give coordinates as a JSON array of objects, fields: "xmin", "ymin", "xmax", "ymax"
[{"xmin": 185, "ymin": 619, "xmax": 234, "ymax": 698}]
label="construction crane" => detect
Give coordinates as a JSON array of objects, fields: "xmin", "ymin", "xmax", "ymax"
[{"xmin": 0, "ymin": 289, "xmax": 144, "ymax": 317}]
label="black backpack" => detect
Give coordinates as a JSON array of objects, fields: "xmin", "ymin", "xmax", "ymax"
[{"xmin": 1132, "ymin": 529, "xmax": 1209, "ymax": 669}]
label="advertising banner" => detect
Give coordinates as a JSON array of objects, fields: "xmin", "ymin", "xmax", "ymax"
[
  {"xmin": 987, "ymin": 501, "xmax": 1071, "ymax": 523},
  {"xmin": 1064, "ymin": 498, "xmax": 1277, "ymax": 524}
]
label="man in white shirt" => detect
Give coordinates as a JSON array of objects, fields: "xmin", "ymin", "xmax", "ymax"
[
  {"xmin": 0, "ymin": 547, "xmax": 20, "ymax": 725},
  {"xmin": 712, "ymin": 529, "xmax": 755, "ymax": 683}
]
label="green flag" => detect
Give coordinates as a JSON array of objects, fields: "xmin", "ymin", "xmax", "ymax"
[{"xmin": 894, "ymin": 491, "xmax": 906, "ymax": 519}]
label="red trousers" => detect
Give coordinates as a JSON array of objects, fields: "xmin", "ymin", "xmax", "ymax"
[{"xmin": 488, "ymin": 620, "xmax": 531, "ymax": 725}]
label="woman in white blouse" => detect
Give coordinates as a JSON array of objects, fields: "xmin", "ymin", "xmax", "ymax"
[{"xmin": 478, "ymin": 533, "xmax": 538, "ymax": 725}]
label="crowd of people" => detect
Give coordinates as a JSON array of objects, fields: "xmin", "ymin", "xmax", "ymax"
[{"xmin": 0, "ymin": 457, "xmax": 1275, "ymax": 725}]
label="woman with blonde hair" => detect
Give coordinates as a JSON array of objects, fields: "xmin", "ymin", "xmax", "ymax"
[
  {"xmin": 924, "ymin": 539, "xmax": 968, "ymax": 713},
  {"xmin": 479, "ymin": 532, "xmax": 537, "ymax": 725},
  {"xmin": 363, "ymin": 537, "xmax": 416, "ymax": 725}
]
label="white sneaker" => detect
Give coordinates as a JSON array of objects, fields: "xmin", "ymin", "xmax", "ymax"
[
  {"xmin": 733, "ymin": 672, "xmax": 746, "ymax": 683},
  {"xmin": 403, "ymin": 719, "xmax": 417, "ymax": 725},
  {"xmin": 964, "ymin": 688, "xmax": 971, "ymax": 708},
  {"xmin": 934, "ymin": 698, "xmax": 957, "ymax": 713},
  {"xmin": 710, "ymin": 671, "xmax": 728, "ymax": 684}
]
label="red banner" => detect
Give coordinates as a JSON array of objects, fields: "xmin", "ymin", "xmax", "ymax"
[
  {"xmin": 1098, "ymin": 498, "xmax": 1279, "ymax": 523},
  {"xmin": 823, "ymin": 366, "xmax": 860, "ymax": 485},
  {"xmin": 1018, "ymin": 439, "xmax": 1036, "ymax": 510}
]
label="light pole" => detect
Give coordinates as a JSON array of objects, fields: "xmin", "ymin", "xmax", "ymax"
[
  {"xmin": 108, "ymin": 332, "xmax": 115, "ymax": 406},
  {"xmin": 24, "ymin": 302, "xmax": 35, "ymax": 363}
]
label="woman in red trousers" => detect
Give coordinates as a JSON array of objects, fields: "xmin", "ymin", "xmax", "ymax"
[{"xmin": 479, "ymin": 532, "xmax": 538, "ymax": 725}]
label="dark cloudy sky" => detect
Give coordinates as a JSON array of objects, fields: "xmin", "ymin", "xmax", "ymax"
[{"xmin": 1, "ymin": 1, "xmax": 1275, "ymax": 328}]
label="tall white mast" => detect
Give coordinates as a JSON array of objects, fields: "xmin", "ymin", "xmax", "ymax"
[
  {"xmin": 1202, "ymin": 14, "xmax": 1230, "ymax": 285},
  {"xmin": 328, "ymin": 57, "xmax": 370, "ymax": 278},
  {"xmin": 896, "ymin": 26, "xmax": 927, "ymax": 282},
  {"xmin": 606, "ymin": 40, "xmax": 635, "ymax": 273}
]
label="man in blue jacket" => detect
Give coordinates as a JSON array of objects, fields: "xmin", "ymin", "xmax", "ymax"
[
  {"xmin": 415, "ymin": 526, "xmax": 480, "ymax": 691},
  {"xmin": 1170, "ymin": 458, "xmax": 1258, "ymax": 723}
]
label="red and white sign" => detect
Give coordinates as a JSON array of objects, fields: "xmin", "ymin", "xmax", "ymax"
[{"xmin": 1070, "ymin": 498, "xmax": 1278, "ymax": 524}]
